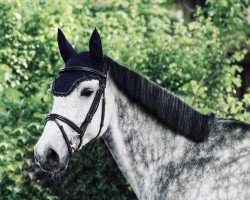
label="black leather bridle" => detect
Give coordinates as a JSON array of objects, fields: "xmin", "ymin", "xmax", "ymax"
[{"xmin": 46, "ymin": 66, "xmax": 107, "ymax": 157}]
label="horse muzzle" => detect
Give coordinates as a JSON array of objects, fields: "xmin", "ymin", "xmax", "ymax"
[{"xmin": 34, "ymin": 148, "xmax": 69, "ymax": 173}]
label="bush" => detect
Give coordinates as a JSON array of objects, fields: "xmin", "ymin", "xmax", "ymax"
[{"xmin": 0, "ymin": 0, "xmax": 249, "ymax": 199}]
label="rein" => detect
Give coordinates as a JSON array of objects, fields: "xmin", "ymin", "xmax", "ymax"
[{"xmin": 46, "ymin": 66, "xmax": 107, "ymax": 156}]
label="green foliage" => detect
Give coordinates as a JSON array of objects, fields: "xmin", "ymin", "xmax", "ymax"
[
  {"xmin": 206, "ymin": 0, "xmax": 250, "ymax": 49},
  {"xmin": 0, "ymin": 0, "xmax": 249, "ymax": 199}
]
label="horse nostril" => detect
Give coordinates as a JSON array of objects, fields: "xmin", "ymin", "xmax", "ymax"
[{"xmin": 46, "ymin": 148, "xmax": 60, "ymax": 165}]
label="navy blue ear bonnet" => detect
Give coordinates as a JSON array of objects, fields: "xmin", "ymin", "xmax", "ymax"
[
  {"xmin": 52, "ymin": 28, "xmax": 105, "ymax": 96},
  {"xmin": 52, "ymin": 69, "xmax": 100, "ymax": 96}
]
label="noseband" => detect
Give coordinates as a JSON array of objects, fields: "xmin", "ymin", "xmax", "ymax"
[{"xmin": 46, "ymin": 67, "xmax": 107, "ymax": 157}]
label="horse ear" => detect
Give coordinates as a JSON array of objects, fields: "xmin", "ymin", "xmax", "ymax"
[
  {"xmin": 57, "ymin": 28, "xmax": 77, "ymax": 63},
  {"xmin": 89, "ymin": 28, "xmax": 103, "ymax": 64}
]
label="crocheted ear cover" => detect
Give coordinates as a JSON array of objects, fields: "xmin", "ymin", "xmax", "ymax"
[
  {"xmin": 52, "ymin": 70, "xmax": 99, "ymax": 96},
  {"xmin": 52, "ymin": 28, "xmax": 104, "ymax": 96}
]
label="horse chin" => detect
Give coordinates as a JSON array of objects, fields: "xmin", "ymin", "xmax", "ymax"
[
  {"xmin": 58, "ymin": 159, "xmax": 69, "ymax": 172},
  {"xmin": 39, "ymin": 157, "xmax": 69, "ymax": 173}
]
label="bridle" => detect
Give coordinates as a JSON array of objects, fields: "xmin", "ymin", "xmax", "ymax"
[{"xmin": 46, "ymin": 66, "xmax": 108, "ymax": 157}]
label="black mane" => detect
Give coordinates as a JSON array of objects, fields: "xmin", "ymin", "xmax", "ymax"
[{"xmin": 105, "ymin": 56, "xmax": 214, "ymax": 142}]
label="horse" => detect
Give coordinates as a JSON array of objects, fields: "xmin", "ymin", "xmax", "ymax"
[{"xmin": 34, "ymin": 28, "xmax": 250, "ymax": 200}]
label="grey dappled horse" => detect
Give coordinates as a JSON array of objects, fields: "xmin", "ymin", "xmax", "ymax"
[{"xmin": 34, "ymin": 29, "xmax": 250, "ymax": 200}]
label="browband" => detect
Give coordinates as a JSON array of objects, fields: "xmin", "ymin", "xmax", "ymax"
[{"xmin": 60, "ymin": 67, "xmax": 106, "ymax": 78}]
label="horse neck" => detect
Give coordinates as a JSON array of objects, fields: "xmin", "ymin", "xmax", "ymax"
[{"xmin": 102, "ymin": 81, "xmax": 192, "ymax": 199}]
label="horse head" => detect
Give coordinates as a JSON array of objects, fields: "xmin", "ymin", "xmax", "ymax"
[{"xmin": 34, "ymin": 28, "xmax": 113, "ymax": 172}]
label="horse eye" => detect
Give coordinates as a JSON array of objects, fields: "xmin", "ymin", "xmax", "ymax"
[{"xmin": 81, "ymin": 88, "xmax": 94, "ymax": 97}]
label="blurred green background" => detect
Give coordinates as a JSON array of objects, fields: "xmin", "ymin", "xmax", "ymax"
[{"xmin": 0, "ymin": 0, "xmax": 250, "ymax": 199}]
